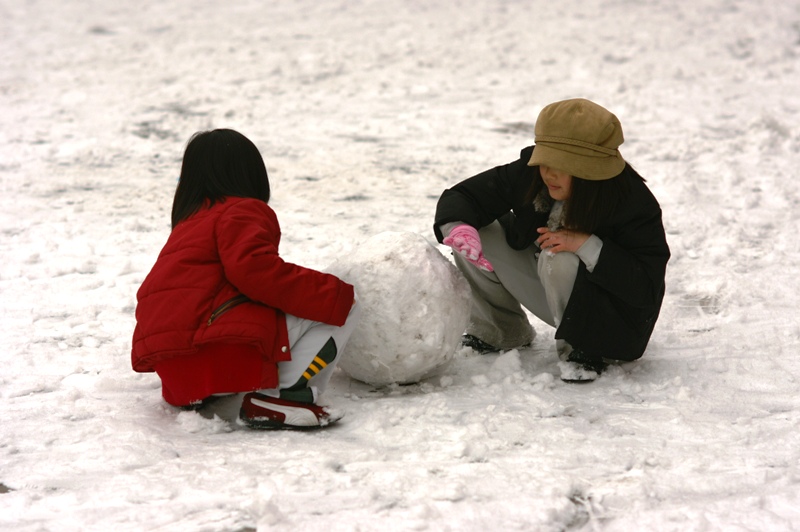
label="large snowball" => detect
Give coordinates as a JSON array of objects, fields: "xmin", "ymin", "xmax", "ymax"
[{"xmin": 327, "ymin": 232, "xmax": 471, "ymax": 386}]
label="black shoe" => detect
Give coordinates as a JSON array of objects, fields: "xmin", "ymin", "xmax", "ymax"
[
  {"xmin": 461, "ymin": 334, "xmax": 531, "ymax": 355},
  {"xmin": 178, "ymin": 395, "xmax": 225, "ymax": 411},
  {"xmin": 461, "ymin": 334, "xmax": 499, "ymax": 354},
  {"xmin": 559, "ymin": 349, "xmax": 607, "ymax": 383}
]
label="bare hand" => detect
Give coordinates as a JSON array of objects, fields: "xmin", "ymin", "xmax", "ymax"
[{"xmin": 536, "ymin": 227, "xmax": 590, "ymax": 253}]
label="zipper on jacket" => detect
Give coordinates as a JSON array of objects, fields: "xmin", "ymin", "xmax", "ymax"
[{"xmin": 207, "ymin": 295, "xmax": 250, "ymax": 326}]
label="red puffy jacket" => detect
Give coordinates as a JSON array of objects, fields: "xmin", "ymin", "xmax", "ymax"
[{"xmin": 131, "ymin": 197, "xmax": 354, "ymax": 403}]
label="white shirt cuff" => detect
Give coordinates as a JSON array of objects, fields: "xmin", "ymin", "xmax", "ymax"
[
  {"xmin": 439, "ymin": 222, "xmax": 463, "ymax": 239},
  {"xmin": 575, "ymin": 234, "xmax": 603, "ymax": 272}
]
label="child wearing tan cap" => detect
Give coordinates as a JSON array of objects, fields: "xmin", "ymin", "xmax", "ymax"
[{"xmin": 434, "ymin": 98, "xmax": 670, "ymax": 382}]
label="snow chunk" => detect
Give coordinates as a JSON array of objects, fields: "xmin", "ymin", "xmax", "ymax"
[{"xmin": 328, "ymin": 232, "xmax": 471, "ymax": 385}]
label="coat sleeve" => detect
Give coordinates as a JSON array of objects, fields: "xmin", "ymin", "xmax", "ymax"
[
  {"xmin": 215, "ymin": 199, "xmax": 354, "ymax": 326},
  {"xmin": 433, "ymin": 146, "xmax": 536, "ymax": 243},
  {"xmin": 585, "ymin": 197, "xmax": 670, "ymax": 309},
  {"xmin": 556, "ymin": 181, "xmax": 670, "ymax": 361}
]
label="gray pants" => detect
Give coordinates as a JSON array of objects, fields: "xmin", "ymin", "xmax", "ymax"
[{"xmin": 453, "ymin": 221, "xmax": 579, "ymax": 350}]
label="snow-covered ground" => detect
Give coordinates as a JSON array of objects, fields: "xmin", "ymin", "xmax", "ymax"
[{"xmin": 2, "ymin": 0, "xmax": 800, "ymax": 529}]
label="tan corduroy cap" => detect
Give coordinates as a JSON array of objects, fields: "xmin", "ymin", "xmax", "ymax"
[{"xmin": 527, "ymin": 98, "xmax": 626, "ymax": 180}]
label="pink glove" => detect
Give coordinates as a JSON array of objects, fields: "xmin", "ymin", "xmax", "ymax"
[{"xmin": 443, "ymin": 224, "xmax": 494, "ymax": 272}]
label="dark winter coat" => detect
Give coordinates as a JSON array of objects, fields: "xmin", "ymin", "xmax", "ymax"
[
  {"xmin": 132, "ymin": 197, "xmax": 355, "ymax": 397},
  {"xmin": 434, "ymin": 146, "xmax": 670, "ymax": 361}
]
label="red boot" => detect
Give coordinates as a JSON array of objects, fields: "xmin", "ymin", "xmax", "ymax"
[{"xmin": 238, "ymin": 392, "xmax": 341, "ymax": 430}]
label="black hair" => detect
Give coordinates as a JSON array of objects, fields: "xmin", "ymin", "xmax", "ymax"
[
  {"xmin": 526, "ymin": 164, "xmax": 644, "ymax": 234},
  {"xmin": 171, "ymin": 129, "xmax": 270, "ymax": 229}
]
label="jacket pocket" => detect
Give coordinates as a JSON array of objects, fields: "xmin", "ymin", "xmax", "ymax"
[{"xmin": 207, "ymin": 294, "xmax": 250, "ymax": 326}]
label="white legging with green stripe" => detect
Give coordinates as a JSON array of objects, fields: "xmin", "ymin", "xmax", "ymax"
[{"xmin": 264, "ymin": 299, "xmax": 361, "ymax": 402}]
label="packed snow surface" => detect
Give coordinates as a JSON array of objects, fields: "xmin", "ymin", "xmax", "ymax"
[
  {"xmin": 328, "ymin": 231, "xmax": 471, "ymax": 386},
  {"xmin": 2, "ymin": 0, "xmax": 800, "ymax": 530}
]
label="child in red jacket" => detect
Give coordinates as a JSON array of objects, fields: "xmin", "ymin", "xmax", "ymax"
[{"xmin": 132, "ymin": 129, "xmax": 360, "ymax": 430}]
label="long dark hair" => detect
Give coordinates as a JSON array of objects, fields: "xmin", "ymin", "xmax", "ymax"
[
  {"xmin": 526, "ymin": 164, "xmax": 643, "ymax": 233},
  {"xmin": 171, "ymin": 129, "xmax": 270, "ymax": 229}
]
